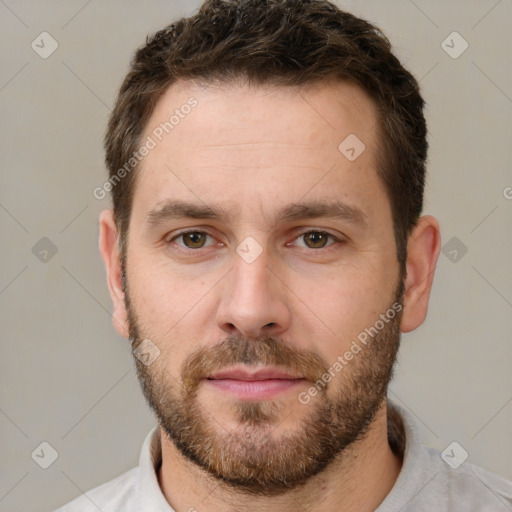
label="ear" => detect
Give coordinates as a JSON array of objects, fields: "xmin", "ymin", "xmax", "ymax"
[
  {"xmin": 400, "ymin": 215, "xmax": 441, "ymax": 333},
  {"xmin": 99, "ymin": 209, "xmax": 129, "ymax": 338}
]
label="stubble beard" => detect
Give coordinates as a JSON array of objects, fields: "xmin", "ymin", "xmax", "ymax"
[{"xmin": 124, "ymin": 270, "xmax": 404, "ymax": 496}]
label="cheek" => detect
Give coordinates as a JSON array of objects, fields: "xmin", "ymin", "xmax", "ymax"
[
  {"xmin": 127, "ymin": 256, "xmax": 209, "ymax": 322},
  {"xmin": 127, "ymin": 263, "xmax": 217, "ymax": 365},
  {"xmin": 296, "ymin": 265, "xmax": 394, "ymax": 359}
]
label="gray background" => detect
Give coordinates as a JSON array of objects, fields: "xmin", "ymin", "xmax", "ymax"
[{"xmin": 1, "ymin": 1, "xmax": 511, "ymax": 510}]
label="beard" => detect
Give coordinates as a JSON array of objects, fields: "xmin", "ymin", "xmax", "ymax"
[{"xmin": 124, "ymin": 271, "xmax": 404, "ymax": 496}]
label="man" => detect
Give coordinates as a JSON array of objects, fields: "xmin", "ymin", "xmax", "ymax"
[{"xmin": 57, "ymin": 0, "xmax": 512, "ymax": 510}]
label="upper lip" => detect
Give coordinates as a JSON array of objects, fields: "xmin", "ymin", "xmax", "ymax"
[{"xmin": 206, "ymin": 367, "xmax": 304, "ymax": 381}]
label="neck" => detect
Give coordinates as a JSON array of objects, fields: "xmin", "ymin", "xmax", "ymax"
[{"xmin": 157, "ymin": 400, "xmax": 403, "ymax": 512}]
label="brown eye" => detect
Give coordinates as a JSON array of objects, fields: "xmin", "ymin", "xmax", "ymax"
[
  {"xmin": 301, "ymin": 231, "xmax": 332, "ymax": 249},
  {"xmin": 171, "ymin": 231, "xmax": 215, "ymax": 250}
]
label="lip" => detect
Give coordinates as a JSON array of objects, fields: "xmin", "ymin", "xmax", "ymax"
[
  {"xmin": 204, "ymin": 366, "xmax": 306, "ymax": 401},
  {"xmin": 206, "ymin": 366, "xmax": 303, "ymax": 381}
]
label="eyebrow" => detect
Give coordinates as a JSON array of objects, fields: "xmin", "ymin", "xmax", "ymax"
[{"xmin": 146, "ymin": 199, "xmax": 369, "ymax": 229}]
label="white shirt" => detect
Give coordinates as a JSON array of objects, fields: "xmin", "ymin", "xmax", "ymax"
[{"xmin": 54, "ymin": 401, "xmax": 512, "ymax": 511}]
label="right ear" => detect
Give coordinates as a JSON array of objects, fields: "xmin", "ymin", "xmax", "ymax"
[{"xmin": 99, "ymin": 209, "xmax": 130, "ymax": 338}]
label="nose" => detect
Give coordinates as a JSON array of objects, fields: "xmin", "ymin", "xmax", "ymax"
[{"xmin": 216, "ymin": 248, "xmax": 291, "ymax": 338}]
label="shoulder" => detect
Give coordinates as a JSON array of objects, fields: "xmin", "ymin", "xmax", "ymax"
[
  {"xmin": 53, "ymin": 466, "xmax": 139, "ymax": 512},
  {"xmin": 421, "ymin": 445, "xmax": 512, "ymax": 511},
  {"xmin": 385, "ymin": 401, "xmax": 512, "ymax": 512}
]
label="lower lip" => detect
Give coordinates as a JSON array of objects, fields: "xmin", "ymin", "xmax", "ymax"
[{"xmin": 204, "ymin": 378, "xmax": 306, "ymax": 400}]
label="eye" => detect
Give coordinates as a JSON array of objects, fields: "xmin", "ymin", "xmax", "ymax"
[
  {"xmin": 170, "ymin": 230, "xmax": 216, "ymax": 250},
  {"xmin": 291, "ymin": 230, "xmax": 340, "ymax": 249}
]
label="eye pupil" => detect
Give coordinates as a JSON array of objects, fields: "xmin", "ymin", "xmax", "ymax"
[
  {"xmin": 305, "ymin": 232, "xmax": 328, "ymax": 248},
  {"xmin": 184, "ymin": 232, "xmax": 206, "ymax": 248}
]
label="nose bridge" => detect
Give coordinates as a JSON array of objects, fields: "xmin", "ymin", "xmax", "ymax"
[
  {"xmin": 216, "ymin": 246, "xmax": 290, "ymax": 336},
  {"xmin": 232, "ymin": 248, "xmax": 271, "ymax": 299}
]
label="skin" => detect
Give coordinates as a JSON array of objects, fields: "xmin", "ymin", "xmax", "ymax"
[{"xmin": 99, "ymin": 79, "xmax": 441, "ymax": 512}]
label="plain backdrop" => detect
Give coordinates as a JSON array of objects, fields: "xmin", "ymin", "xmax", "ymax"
[{"xmin": 1, "ymin": 1, "xmax": 511, "ymax": 510}]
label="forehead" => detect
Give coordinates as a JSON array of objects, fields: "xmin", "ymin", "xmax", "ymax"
[
  {"xmin": 131, "ymin": 78, "xmax": 386, "ymax": 225},
  {"xmin": 143, "ymin": 78, "xmax": 378, "ymax": 154}
]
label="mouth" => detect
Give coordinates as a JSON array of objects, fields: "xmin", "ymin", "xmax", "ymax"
[{"xmin": 204, "ymin": 366, "xmax": 307, "ymax": 401}]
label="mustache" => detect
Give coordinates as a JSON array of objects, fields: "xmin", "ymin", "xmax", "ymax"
[{"xmin": 181, "ymin": 335, "xmax": 329, "ymax": 393}]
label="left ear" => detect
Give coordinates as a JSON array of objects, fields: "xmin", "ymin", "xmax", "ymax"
[{"xmin": 400, "ymin": 215, "xmax": 441, "ymax": 333}]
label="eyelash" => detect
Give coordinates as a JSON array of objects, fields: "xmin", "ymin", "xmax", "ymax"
[{"xmin": 166, "ymin": 229, "xmax": 343, "ymax": 255}]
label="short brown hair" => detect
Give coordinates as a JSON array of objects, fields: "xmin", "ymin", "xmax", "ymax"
[{"xmin": 105, "ymin": 0, "xmax": 427, "ymax": 273}]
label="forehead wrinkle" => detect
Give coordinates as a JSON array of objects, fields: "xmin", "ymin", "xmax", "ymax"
[{"xmin": 195, "ymin": 142, "xmax": 320, "ymax": 149}]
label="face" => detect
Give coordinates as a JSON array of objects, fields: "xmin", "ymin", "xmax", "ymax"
[{"xmin": 121, "ymin": 79, "xmax": 405, "ymax": 494}]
